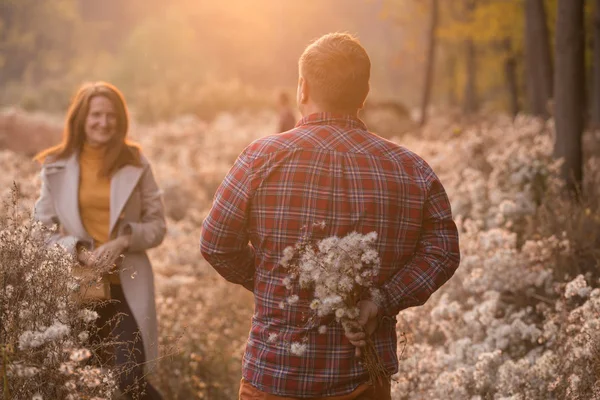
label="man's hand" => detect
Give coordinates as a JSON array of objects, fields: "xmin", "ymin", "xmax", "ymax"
[
  {"xmin": 90, "ymin": 236, "xmax": 131, "ymax": 270},
  {"xmin": 344, "ymin": 300, "xmax": 380, "ymax": 357}
]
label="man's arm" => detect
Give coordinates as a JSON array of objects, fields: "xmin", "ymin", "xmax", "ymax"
[
  {"xmin": 200, "ymin": 149, "xmax": 256, "ymax": 292},
  {"xmin": 378, "ymin": 167, "xmax": 460, "ymax": 316}
]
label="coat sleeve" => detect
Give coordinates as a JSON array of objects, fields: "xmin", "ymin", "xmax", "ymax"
[
  {"xmin": 123, "ymin": 162, "xmax": 167, "ymax": 252},
  {"xmin": 33, "ymin": 168, "xmax": 82, "ymax": 256}
]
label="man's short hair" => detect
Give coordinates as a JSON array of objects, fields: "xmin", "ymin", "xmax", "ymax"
[{"xmin": 299, "ymin": 32, "xmax": 371, "ymax": 112}]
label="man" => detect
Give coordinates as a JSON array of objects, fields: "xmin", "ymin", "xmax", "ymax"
[
  {"xmin": 277, "ymin": 91, "xmax": 297, "ymax": 133},
  {"xmin": 200, "ymin": 33, "xmax": 460, "ymax": 399}
]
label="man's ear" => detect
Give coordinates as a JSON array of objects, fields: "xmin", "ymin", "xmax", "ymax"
[
  {"xmin": 299, "ymin": 77, "xmax": 309, "ymax": 104},
  {"xmin": 358, "ymin": 84, "xmax": 370, "ymax": 109}
]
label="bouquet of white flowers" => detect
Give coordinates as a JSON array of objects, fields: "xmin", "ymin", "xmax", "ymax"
[{"xmin": 279, "ymin": 228, "xmax": 388, "ymax": 384}]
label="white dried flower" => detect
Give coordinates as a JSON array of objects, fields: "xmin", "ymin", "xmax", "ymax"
[
  {"xmin": 78, "ymin": 331, "xmax": 89, "ymax": 342},
  {"xmin": 69, "ymin": 348, "xmax": 92, "ymax": 362},
  {"xmin": 59, "ymin": 363, "xmax": 75, "ymax": 375},
  {"xmin": 279, "ymin": 246, "xmax": 295, "ymax": 267},
  {"xmin": 12, "ymin": 365, "xmax": 40, "ymax": 377},
  {"xmin": 44, "ymin": 321, "xmax": 70, "ymax": 342},
  {"xmin": 290, "ymin": 342, "xmax": 307, "ymax": 356},
  {"xmin": 313, "ymin": 220, "xmax": 327, "ymax": 229},
  {"xmin": 79, "ymin": 309, "xmax": 99, "ymax": 323},
  {"xmin": 565, "ymin": 275, "xmax": 592, "ymax": 299},
  {"xmin": 65, "ymin": 380, "xmax": 77, "ymax": 390},
  {"xmin": 282, "ymin": 276, "xmax": 293, "ymax": 289},
  {"xmin": 18, "ymin": 330, "xmax": 45, "ymax": 350},
  {"xmin": 5, "ymin": 284, "xmax": 14, "ymax": 299}
]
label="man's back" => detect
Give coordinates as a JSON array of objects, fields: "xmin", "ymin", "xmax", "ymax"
[{"xmin": 201, "ymin": 112, "xmax": 460, "ymax": 397}]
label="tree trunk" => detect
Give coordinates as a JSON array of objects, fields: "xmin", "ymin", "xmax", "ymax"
[
  {"xmin": 419, "ymin": 0, "xmax": 439, "ymax": 126},
  {"xmin": 462, "ymin": 0, "xmax": 478, "ymax": 114},
  {"xmin": 447, "ymin": 52, "xmax": 457, "ymax": 107},
  {"xmin": 524, "ymin": 0, "xmax": 553, "ymax": 117},
  {"xmin": 554, "ymin": 0, "xmax": 585, "ymax": 192},
  {"xmin": 0, "ymin": 2, "xmax": 20, "ymax": 86},
  {"xmin": 503, "ymin": 38, "xmax": 520, "ymax": 118},
  {"xmin": 463, "ymin": 38, "xmax": 478, "ymax": 114},
  {"xmin": 592, "ymin": 0, "xmax": 600, "ymax": 128}
]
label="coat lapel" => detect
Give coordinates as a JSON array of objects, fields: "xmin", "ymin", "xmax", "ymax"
[
  {"xmin": 45, "ymin": 154, "xmax": 91, "ymax": 241},
  {"xmin": 109, "ymin": 164, "xmax": 144, "ymax": 235}
]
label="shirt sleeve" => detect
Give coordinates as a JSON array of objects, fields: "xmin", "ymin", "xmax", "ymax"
[
  {"xmin": 200, "ymin": 148, "xmax": 256, "ymax": 291},
  {"xmin": 377, "ymin": 166, "xmax": 460, "ymax": 316}
]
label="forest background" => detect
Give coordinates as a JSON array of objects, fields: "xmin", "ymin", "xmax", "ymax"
[{"xmin": 1, "ymin": 0, "xmax": 596, "ymax": 124}]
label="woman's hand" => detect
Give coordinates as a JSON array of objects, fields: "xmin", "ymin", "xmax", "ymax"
[
  {"xmin": 77, "ymin": 246, "xmax": 96, "ymax": 268},
  {"xmin": 89, "ymin": 236, "xmax": 131, "ymax": 269}
]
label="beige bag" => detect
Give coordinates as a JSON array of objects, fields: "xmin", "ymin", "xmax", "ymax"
[{"xmin": 72, "ymin": 265, "xmax": 111, "ymax": 302}]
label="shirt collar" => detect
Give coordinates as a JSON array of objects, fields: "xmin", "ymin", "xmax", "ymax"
[{"xmin": 296, "ymin": 112, "xmax": 368, "ymax": 131}]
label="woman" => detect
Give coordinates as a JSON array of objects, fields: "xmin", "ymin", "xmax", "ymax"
[{"xmin": 33, "ymin": 81, "xmax": 166, "ymax": 399}]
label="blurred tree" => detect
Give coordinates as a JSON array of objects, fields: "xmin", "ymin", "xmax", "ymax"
[
  {"xmin": 0, "ymin": 0, "xmax": 84, "ymax": 86},
  {"xmin": 592, "ymin": 0, "xmax": 600, "ymax": 128},
  {"xmin": 0, "ymin": 0, "xmax": 117, "ymax": 111},
  {"xmin": 554, "ymin": 0, "xmax": 586, "ymax": 192},
  {"xmin": 462, "ymin": 0, "xmax": 479, "ymax": 114},
  {"xmin": 5, "ymin": 0, "xmax": 598, "ymax": 121},
  {"xmin": 503, "ymin": 38, "xmax": 520, "ymax": 117},
  {"xmin": 390, "ymin": 0, "xmax": 598, "ymax": 121},
  {"xmin": 524, "ymin": 0, "xmax": 553, "ymax": 118},
  {"xmin": 109, "ymin": 7, "xmax": 210, "ymax": 120},
  {"xmin": 413, "ymin": 0, "xmax": 524, "ymax": 114},
  {"xmin": 419, "ymin": 0, "xmax": 439, "ymax": 126},
  {"xmin": 445, "ymin": 51, "xmax": 458, "ymax": 106},
  {"xmin": 381, "ymin": 0, "xmax": 430, "ymax": 106}
]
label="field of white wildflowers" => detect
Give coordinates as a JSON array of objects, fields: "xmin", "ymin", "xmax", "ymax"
[
  {"xmin": 1, "ymin": 108, "xmax": 600, "ymax": 399},
  {"xmin": 0, "ymin": 189, "xmax": 120, "ymax": 399}
]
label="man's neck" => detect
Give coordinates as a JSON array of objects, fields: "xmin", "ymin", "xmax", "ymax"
[{"xmin": 301, "ymin": 103, "xmax": 359, "ymax": 118}]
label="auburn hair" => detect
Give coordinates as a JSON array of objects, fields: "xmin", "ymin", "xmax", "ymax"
[{"xmin": 35, "ymin": 81, "xmax": 141, "ymax": 177}]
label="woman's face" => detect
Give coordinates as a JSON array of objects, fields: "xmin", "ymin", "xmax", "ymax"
[{"xmin": 84, "ymin": 96, "xmax": 117, "ymax": 147}]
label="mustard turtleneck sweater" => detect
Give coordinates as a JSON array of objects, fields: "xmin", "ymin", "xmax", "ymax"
[
  {"xmin": 79, "ymin": 143, "xmax": 111, "ymax": 245},
  {"xmin": 78, "ymin": 143, "xmax": 120, "ymax": 284}
]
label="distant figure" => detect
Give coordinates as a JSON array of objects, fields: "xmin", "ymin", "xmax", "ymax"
[
  {"xmin": 34, "ymin": 82, "xmax": 165, "ymax": 400},
  {"xmin": 277, "ymin": 91, "xmax": 297, "ymax": 133}
]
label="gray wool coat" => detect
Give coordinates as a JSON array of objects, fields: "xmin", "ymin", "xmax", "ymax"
[{"xmin": 33, "ymin": 152, "xmax": 166, "ymax": 364}]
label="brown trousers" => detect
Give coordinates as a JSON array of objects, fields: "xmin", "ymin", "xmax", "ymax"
[{"xmin": 239, "ymin": 378, "xmax": 391, "ymax": 400}]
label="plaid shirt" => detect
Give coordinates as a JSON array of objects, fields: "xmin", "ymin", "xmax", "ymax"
[{"xmin": 200, "ymin": 113, "xmax": 460, "ymax": 397}]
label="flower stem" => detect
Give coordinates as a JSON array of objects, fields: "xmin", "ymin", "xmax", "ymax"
[
  {"xmin": 362, "ymin": 338, "xmax": 389, "ymax": 386},
  {"xmin": 2, "ymin": 345, "xmax": 10, "ymax": 399}
]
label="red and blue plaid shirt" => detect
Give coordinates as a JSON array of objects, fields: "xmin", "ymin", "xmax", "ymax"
[{"xmin": 200, "ymin": 113, "xmax": 460, "ymax": 397}]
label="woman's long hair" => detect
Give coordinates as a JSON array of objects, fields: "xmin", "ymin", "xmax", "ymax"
[{"xmin": 35, "ymin": 82, "xmax": 141, "ymax": 177}]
